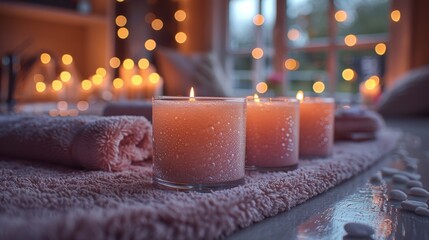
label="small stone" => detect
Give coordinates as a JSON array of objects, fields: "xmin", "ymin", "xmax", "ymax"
[
  {"xmin": 344, "ymin": 222, "xmax": 375, "ymax": 238},
  {"xmin": 397, "ymin": 171, "xmax": 421, "ymax": 180},
  {"xmin": 407, "ymin": 180, "xmax": 423, "ymax": 188},
  {"xmin": 370, "ymin": 173, "xmax": 382, "ymax": 183},
  {"xmin": 415, "ymin": 207, "xmax": 429, "ymax": 217},
  {"xmin": 409, "ymin": 187, "xmax": 429, "ymax": 198},
  {"xmin": 401, "ymin": 200, "xmax": 428, "ymax": 211},
  {"xmin": 381, "ymin": 167, "xmax": 399, "ymax": 176},
  {"xmin": 389, "ymin": 189, "xmax": 407, "ymax": 201},
  {"xmin": 392, "ymin": 174, "xmax": 409, "ymax": 184}
]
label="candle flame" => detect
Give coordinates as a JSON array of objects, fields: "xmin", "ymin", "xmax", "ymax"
[
  {"xmin": 189, "ymin": 87, "xmax": 195, "ymax": 101},
  {"xmin": 296, "ymin": 90, "xmax": 304, "ymax": 102},
  {"xmin": 253, "ymin": 93, "xmax": 260, "ymax": 103}
]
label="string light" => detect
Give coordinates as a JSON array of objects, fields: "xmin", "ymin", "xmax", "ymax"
[
  {"xmin": 174, "ymin": 10, "xmax": 186, "ymax": 22},
  {"xmin": 52, "ymin": 80, "xmax": 63, "ymax": 91},
  {"xmin": 81, "ymin": 79, "xmax": 92, "ymax": 90},
  {"xmin": 62, "ymin": 54, "xmax": 73, "ymax": 65},
  {"xmin": 256, "ymin": 82, "xmax": 268, "ymax": 94},
  {"xmin": 60, "ymin": 71, "xmax": 71, "ymax": 82},
  {"xmin": 117, "ymin": 27, "xmax": 129, "ymax": 39},
  {"xmin": 342, "ymin": 68, "xmax": 355, "ymax": 81},
  {"xmin": 391, "ymin": 10, "xmax": 401, "ymax": 22},
  {"xmin": 335, "ymin": 10, "xmax": 347, "ymax": 22},
  {"xmin": 145, "ymin": 39, "xmax": 157, "ymax": 50},
  {"xmin": 175, "ymin": 32, "xmax": 187, "ymax": 44},
  {"xmin": 110, "ymin": 57, "xmax": 121, "ymax": 68},
  {"xmin": 344, "ymin": 34, "xmax": 357, "ymax": 47},
  {"xmin": 375, "ymin": 43, "xmax": 387, "ymax": 55},
  {"xmin": 251, "ymin": 48, "xmax": 264, "ymax": 59},
  {"xmin": 113, "ymin": 78, "xmax": 124, "ymax": 89},
  {"xmin": 35, "ymin": 82, "xmax": 46, "ymax": 93},
  {"xmin": 123, "ymin": 58, "xmax": 134, "ymax": 70},
  {"xmin": 151, "ymin": 19, "xmax": 163, "ymax": 31},
  {"xmin": 138, "ymin": 58, "xmax": 150, "ymax": 69},
  {"xmin": 115, "ymin": 15, "xmax": 127, "ymax": 27},
  {"xmin": 312, "ymin": 81, "xmax": 325, "ymax": 93},
  {"xmin": 284, "ymin": 58, "xmax": 299, "ymax": 71},
  {"xmin": 92, "ymin": 75, "xmax": 103, "ymax": 85},
  {"xmin": 40, "ymin": 53, "xmax": 51, "ymax": 64},
  {"xmin": 96, "ymin": 67, "xmax": 107, "ymax": 77},
  {"xmin": 253, "ymin": 14, "xmax": 264, "ymax": 26}
]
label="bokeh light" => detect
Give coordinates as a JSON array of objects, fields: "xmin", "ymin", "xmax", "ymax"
[
  {"xmin": 391, "ymin": 10, "xmax": 401, "ymax": 22},
  {"xmin": 145, "ymin": 39, "xmax": 157, "ymax": 50},
  {"xmin": 256, "ymin": 82, "xmax": 268, "ymax": 94},
  {"xmin": 113, "ymin": 78, "xmax": 124, "ymax": 89},
  {"xmin": 62, "ymin": 54, "xmax": 73, "ymax": 65},
  {"xmin": 123, "ymin": 58, "xmax": 134, "ymax": 70},
  {"xmin": 287, "ymin": 28, "xmax": 300, "ymax": 41},
  {"xmin": 115, "ymin": 15, "xmax": 127, "ymax": 27},
  {"xmin": 138, "ymin": 58, "xmax": 149, "ymax": 69},
  {"xmin": 342, "ymin": 68, "xmax": 355, "ymax": 81},
  {"xmin": 117, "ymin": 27, "xmax": 129, "ymax": 39},
  {"xmin": 174, "ymin": 10, "xmax": 186, "ymax": 22},
  {"xmin": 131, "ymin": 75, "xmax": 143, "ymax": 86},
  {"xmin": 344, "ymin": 34, "xmax": 357, "ymax": 47},
  {"xmin": 151, "ymin": 19, "xmax": 163, "ymax": 31},
  {"xmin": 81, "ymin": 79, "xmax": 92, "ymax": 90},
  {"xmin": 96, "ymin": 67, "xmax": 107, "ymax": 77},
  {"xmin": 40, "ymin": 53, "xmax": 51, "ymax": 64},
  {"xmin": 92, "ymin": 74, "xmax": 103, "ymax": 85},
  {"xmin": 335, "ymin": 10, "xmax": 348, "ymax": 22},
  {"xmin": 251, "ymin": 48, "xmax": 264, "ymax": 59},
  {"xmin": 253, "ymin": 14, "xmax": 265, "ymax": 26},
  {"xmin": 35, "ymin": 82, "xmax": 46, "ymax": 93},
  {"xmin": 110, "ymin": 57, "xmax": 121, "ymax": 68},
  {"xmin": 284, "ymin": 58, "xmax": 299, "ymax": 71},
  {"xmin": 149, "ymin": 73, "xmax": 160, "ymax": 83},
  {"xmin": 60, "ymin": 71, "xmax": 71, "ymax": 82},
  {"xmin": 175, "ymin": 32, "xmax": 187, "ymax": 44},
  {"xmin": 52, "ymin": 80, "xmax": 63, "ymax": 91},
  {"xmin": 375, "ymin": 43, "xmax": 387, "ymax": 55},
  {"xmin": 77, "ymin": 101, "xmax": 89, "ymax": 111},
  {"xmin": 312, "ymin": 81, "xmax": 325, "ymax": 93}
]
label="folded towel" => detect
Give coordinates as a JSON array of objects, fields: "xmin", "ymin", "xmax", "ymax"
[
  {"xmin": 0, "ymin": 115, "xmax": 153, "ymax": 171},
  {"xmin": 103, "ymin": 101, "xmax": 153, "ymax": 121},
  {"xmin": 335, "ymin": 107, "xmax": 385, "ymax": 141}
]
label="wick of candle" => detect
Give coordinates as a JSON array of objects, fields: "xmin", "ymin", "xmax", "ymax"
[
  {"xmin": 189, "ymin": 87, "xmax": 195, "ymax": 101},
  {"xmin": 253, "ymin": 93, "xmax": 260, "ymax": 103},
  {"xmin": 296, "ymin": 90, "xmax": 304, "ymax": 103}
]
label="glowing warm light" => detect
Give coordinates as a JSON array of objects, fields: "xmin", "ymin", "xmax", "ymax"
[
  {"xmin": 145, "ymin": 12, "xmax": 156, "ymax": 23},
  {"xmin": 62, "ymin": 54, "xmax": 73, "ymax": 65},
  {"xmin": 60, "ymin": 71, "xmax": 71, "ymax": 82},
  {"xmin": 92, "ymin": 75, "xmax": 103, "ymax": 85},
  {"xmin": 342, "ymin": 68, "xmax": 355, "ymax": 81},
  {"xmin": 344, "ymin": 34, "xmax": 357, "ymax": 47},
  {"xmin": 253, "ymin": 14, "xmax": 265, "ymax": 26},
  {"xmin": 149, "ymin": 73, "xmax": 160, "ymax": 83},
  {"xmin": 81, "ymin": 79, "xmax": 92, "ymax": 91},
  {"xmin": 34, "ymin": 74, "xmax": 44, "ymax": 82},
  {"xmin": 117, "ymin": 27, "xmax": 129, "ymax": 39},
  {"xmin": 35, "ymin": 82, "xmax": 46, "ymax": 93},
  {"xmin": 284, "ymin": 58, "xmax": 299, "ymax": 71},
  {"xmin": 375, "ymin": 43, "xmax": 387, "ymax": 55},
  {"xmin": 174, "ymin": 10, "xmax": 186, "ymax": 22},
  {"xmin": 123, "ymin": 58, "xmax": 134, "ymax": 70},
  {"xmin": 189, "ymin": 87, "xmax": 196, "ymax": 101},
  {"xmin": 287, "ymin": 28, "xmax": 300, "ymax": 41},
  {"xmin": 113, "ymin": 78, "xmax": 124, "ymax": 89},
  {"xmin": 52, "ymin": 80, "xmax": 63, "ymax": 91},
  {"xmin": 57, "ymin": 101, "xmax": 68, "ymax": 111},
  {"xmin": 151, "ymin": 19, "xmax": 163, "ymax": 31},
  {"xmin": 96, "ymin": 67, "xmax": 107, "ymax": 77},
  {"xmin": 110, "ymin": 57, "xmax": 121, "ymax": 68},
  {"xmin": 368, "ymin": 75, "xmax": 380, "ymax": 85},
  {"xmin": 251, "ymin": 48, "xmax": 264, "ymax": 59},
  {"xmin": 253, "ymin": 94, "xmax": 260, "ymax": 103},
  {"xmin": 40, "ymin": 53, "xmax": 51, "ymax": 64},
  {"xmin": 115, "ymin": 15, "xmax": 127, "ymax": 27},
  {"xmin": 256, "ymin": 82, "xmax": 268, "ymax": 94},
  {"xmin": 312, "ymin": 81, "xmax": 325, "ymax": 93},
  {"xmin": 175, "ymin": 32, "xmax": 187, "ymax": 44},
  {"xmin": 335, "ymin": 10, "xmax": 347, "ymax": 22},
  {"xmin": 365, "ymin": 78, "xmax": 377, "ymax": 90},
  {"xmin": 391, "ymin": 10, "xmax": 401, "ymax": 22},
  {"xmin": 145, "ymin": 39, "xmax": 157, "ymax": 50},
  {"xmin": 77, "ymin": 101, "xmax": 89, "ymax": 111},
  {"xmin": 138, "ymin": 58, "xmax": 149, "ymax": 69},
  {"xmin": 131, "ymin": 75, "xmax": 143, "ymax": 86},
  {"xmin": 116, "ymin": 0, "xmax": 124, "ymax": 2},
  {"xmin": 296, "ymin": 90, "xmax": 304, "ymax": 102}
]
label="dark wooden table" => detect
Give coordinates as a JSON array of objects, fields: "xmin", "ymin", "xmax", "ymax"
[{"xmin": 229, "ymin": 117, "xmax": 429, "ymax": 240}]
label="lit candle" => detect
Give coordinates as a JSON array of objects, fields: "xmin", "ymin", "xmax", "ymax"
[
  {"xmin": 297, "ymin": 91, "xmax": 335, "ymax": 158},
  {"xmin": 152, "ymin": 88, "xmax": 246, "ymax": 191},
  {"xmin": 246, "ymin": 95, "xmax": 299, "ymax": 170},
  {"xmin": 359, "ymin": 78, "xmax": 381, "ymax": 107}
]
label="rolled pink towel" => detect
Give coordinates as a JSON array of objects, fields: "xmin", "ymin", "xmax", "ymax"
[
  {"xmin": 335, "ymin": 107, "xmax": 385, "ymax": 141},
  {"xmin": 0, "ymin": 115, "xmax": 153, "ymax": 171}
]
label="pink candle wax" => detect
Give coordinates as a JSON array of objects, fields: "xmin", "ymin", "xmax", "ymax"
[
  {"xmin": 299, "ymin": 97, "xmax": 335, "ymax": 158},
  {"xmin": 246, "ymin": 98, "xmax": 299, "ymax": 170},
  {"xmin": 152, "ymin": 97, "xmax": 246, "ymax": 191}
]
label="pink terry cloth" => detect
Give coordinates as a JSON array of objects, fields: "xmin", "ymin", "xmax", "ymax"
[
  {"xmin": 0, "ymin": 115, "xmax": 153, "ymax": 171},
  {"xmin": 0, "ymin": 129, "xmax": 400, "ymax": 240}
]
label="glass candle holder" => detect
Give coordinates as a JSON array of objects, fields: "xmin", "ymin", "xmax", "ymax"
[
  {"xmin": 152, "ymin": 97, "xmax": 246, "ymax": 191},
  {"xmin": 245, "ymin": 97, "xmax": 299, "ymax": 171},
  {"xmin": 299, "ymin": 97, "xmax": 335, "ymax": 158}
]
